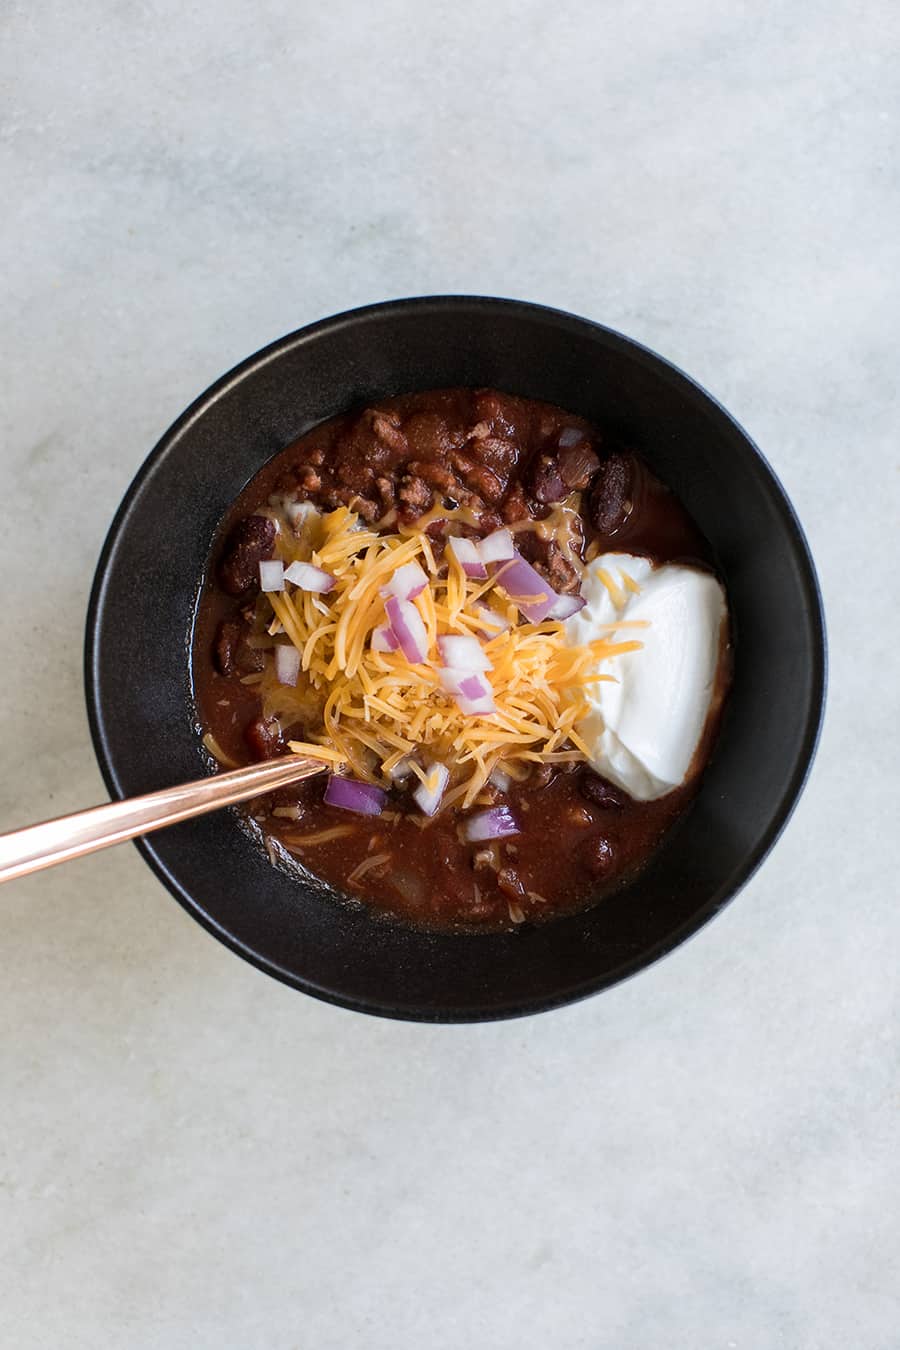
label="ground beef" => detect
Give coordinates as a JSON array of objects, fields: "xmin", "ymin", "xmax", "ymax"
[
  {"xmin": 403, "ymin": 412, "xmax": 459, "ymax": 459},
  {"xmin": 464, "ymin": 464, "xmax": 505, "ymax": 504},
  {"xmin": 472, "ymin": 389, "xmax": 517, "ymax": 438},
  {"xmin": 398, "ymin": 474, "xmax": 434, "ymax": 519},
  {"xmin": 337, "ymin": 460, "xmax": 375, "ymax": 493},
  {"xmin": 474, "ymin": 437, "xmax": 519, "ymax": 478},
  {"xmin": 449, "ymin": 450, "xmax": 477, "ymax": 476},
  {"xmin": 501, "ymin": 483, "xmax": 532, "ymax": 524},
  {"xmin": 338, "ymin": 489, "xmax": 380, "ymax": 521},
  {"xmin": 477, "ymin": 510, "xmax": 504, "ymax": 535},
  {"xmin": 375, "ymin": 476, "xmax": 397, "ymax": 511},
  {"xmin": 536, "ymin": 544, "xmax": 580, "ymax": 595},
  {"xmin": 218, "ymin": 516, "xmax": 277, "ymax": 596},
  {"xmin": 299, "ymin": 466, "xmax": 322, "ymax": 495},
  {"xmin": 558, "ymin": 438, "xmax": 601, "ymax": 489},
  {"xmin": 516, "ymin": 533, "xmax": 581, "ymax": 595},
  {"xmin": 514, "ymin": 531, "xmax": 543, "ymax": 564},
  {"xmin": 371, "ymin": 412, "xmax": 408, "ymax": 455},
  {"xmin": 409, "ymin": 460, "xmax": 459, "ymax": 495},
  {"xmin": 340, "ymin": 413, "xmax": 392, "ymax": 470},
  {"xmin": 440, "ymin": 450, "xmax": 505, "ymax": 503}
]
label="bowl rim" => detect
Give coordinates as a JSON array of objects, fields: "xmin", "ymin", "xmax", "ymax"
[{"xmin": 84, "ymin": 295, "xmax": 827, "ymax": 1020}]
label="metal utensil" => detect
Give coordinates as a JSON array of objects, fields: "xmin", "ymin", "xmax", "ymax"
[{"xmin": 0, "ymin": 755, "xmax": 326, "ymax": 885}]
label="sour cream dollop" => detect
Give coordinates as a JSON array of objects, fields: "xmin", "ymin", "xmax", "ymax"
[{"xmin": 565, "ymin": 553, "xmax": 727, "ymax": 801}]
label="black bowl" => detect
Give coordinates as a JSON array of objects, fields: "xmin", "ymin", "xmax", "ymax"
[{"xmin": 85, "ymin": 297, "xmax": 826, "ymax": 1021}]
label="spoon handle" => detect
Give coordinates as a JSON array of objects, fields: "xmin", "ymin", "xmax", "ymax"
[{"xmin": 0, "ymin": 755, "xmax": 326, "ymax": 885}]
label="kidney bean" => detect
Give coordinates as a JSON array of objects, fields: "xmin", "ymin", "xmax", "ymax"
[
  {"xmin": 580, "ymin": 773, "xmax": 626, "ymax": 809},
  {"xmin": 218, "ymin": 516, "xmax": 277, "ymax": 596},
  {"xmin": 213, "ymin": 619, "xmax": 265, "ymax": 677},
  {"xmin": 497, "ymin": 867, "xmax": 528, "ymax": 901},
  {"xmin": 398, "ymin": 475, "xmax": 434, "ymax": 519},
  {"xmin": 589, "ymin": 452, "xmax": 634, "ymax": 535},
  {"xmin": 214, "ymin": 619, "xmax": 242, "ymax": 676},
  {"xmin": 527, "ymin": 453, "xmax": 568, "ymax": 504},
  {"xmin": 244, "ymin": 715, "xmax": 284, "ymax": 761}
]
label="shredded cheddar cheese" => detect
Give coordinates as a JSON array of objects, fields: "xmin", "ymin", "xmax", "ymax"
[
  {"xmin": 595, "ymin": 567, "xmax": 627, "ymax": 609},
  {"xmin": 253, "ymin": 506, "xmax": 641, "ymax": 808}
]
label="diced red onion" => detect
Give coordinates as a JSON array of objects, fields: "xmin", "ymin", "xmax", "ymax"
[
  {"xmin": 437, "ymin": 668, "xmax": 464, "ymax": 694},
  {"xmin": 274, "ymin": 644, "xmax": 300, "ymax": 686},
  {"xmin": 385, "ymin": 756, "xmax": 414, "ymax": 783},
  {"xmin": 384, "ymin": 596, "xmax": 429, "ymax": 663},
  {"xmin": 473, "ymin": 601, "xmax": 512, "ymax": 636},
  {"xmin": 381, "ymin": 560, "xmax": 428, "ymax": 601},
  {"xmin": 453, "ymin": 672, "xmax": 496, "ymax": 716},
  {"xmin": 437, "ymin": 634, "xmax": 493, "ymax": 671},
  {"xmin": 489, "ymin": 552, "xmax": 556, "ymax": 622},
  {"xmin": 371, "ymin": 625, "xmax": 399, "ymax": 653},
  {"xmin": 457, "ymin": 672, "xmax": 491, "ymax": 701},
  {"xmin": 489, "ymin": 766, "xmax": 512, "ymax": 791},
  {"xmin": 413, "ymin": 762, "xmax": 450, "ymax": 817},
  {"xmin": 324, "ymin": 775, "xmax": 386, "ymax": 816},
  {"xmin": 546, "ymin": 592, "xmax": 587, "ymax": 620},
  {"xmin": 259, "ymin": 560, "xmax": 285, "ymax": 592},
  {"xmin": 477, "ymin": 528, "xmax": 516, "ymax": 564},
  {"xmin": 438, "ymin": 667, "xmax": 496, "ymax": 713},
  {"xmin": 283, "ymin": 560, "xmax": 335, "ymax": 593},
  {"xmin": 456, "ymin": 695, "xmax": 496, "ymax": 716},
  {"xmin": 558, "ymin": 426, "xmax": 585, "ymax": 447},
  {"xmin": 463, "ymin": 806, "xmax": 521, "ymax": 842},
  {"xmin": 447, "ymin": 535, "xmax": 487, "ymax": 578}
]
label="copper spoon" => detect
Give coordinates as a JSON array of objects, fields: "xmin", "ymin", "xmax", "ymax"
[{"xmin": 0, "ymin": 754, "xmax": 326, "ymax": 885}]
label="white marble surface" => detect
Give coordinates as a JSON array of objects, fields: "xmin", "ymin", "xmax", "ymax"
[{"xmin": 2, "ymin": 2, "xmax": 898, "ymax": 1346}]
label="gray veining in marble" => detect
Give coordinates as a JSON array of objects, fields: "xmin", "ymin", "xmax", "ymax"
[{"xmin": 2, "ymin": 2, "xmax": 899, "ymax": 1347}]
